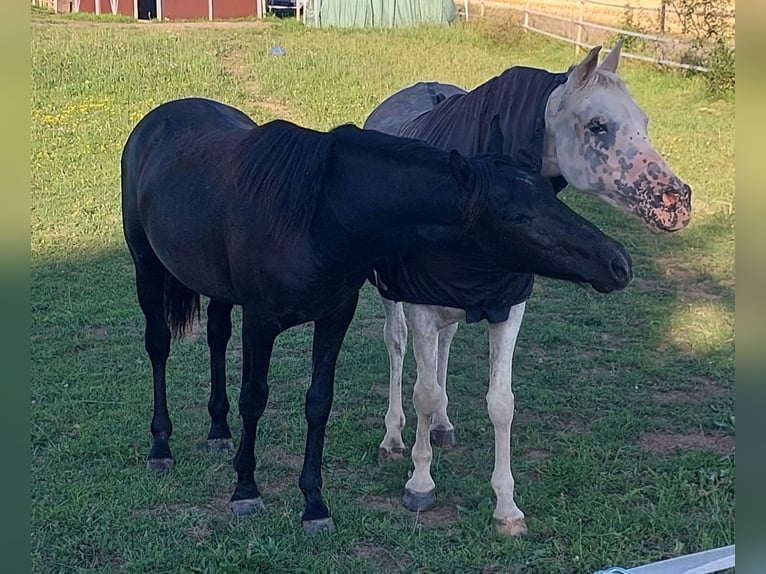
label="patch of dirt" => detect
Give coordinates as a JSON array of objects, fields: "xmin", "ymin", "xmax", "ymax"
[
  {"xmin": 186, "ymin": 523, "xmax": 213, "ymax": 545},
  {"xmin": 358, "ymin": 494, "xmax": 400, "ymax": 512},
  {"xmin": 555, "ymin": 418, "xmax": 585, "ymax": 433},
  {"xmin": 219, "ymin": 49, "xmax": 292, "ymax": 119},
  {"xmin": 352, "ymin": 541, "xmax": 408, "ymax": 573},
  {"xmin": 359, "ymin": 494, "xmax": 461, "ymax": 526},
  {"xmin": 269, "ymin": 446, "xmax": 304, "ymax": 469},
  {"xmin": 652, "ymin": 390, "xmax": 697, "ymax": 404},
  {"xmin": 85, "ymin": 324, "xmax": 108, "ymax": 340},
  {"xmin": 654, "ymin": 258, "xmax": 735, "ymax": 301},
  {"xmin": 652, "ymin": 377, "xmax": 728, "ymax": 403},
  {"xmin": 134, "ymin": 491, "xmax": 234, "ymax": 520},
  {"xmin": 525, "ymin": 449, "xmax": 549, "ymax": 462},
  {"xmin": 597, "ymin": 331, "xmax": 628, "ymax": 351},
  {"xmin": 639, "ymin": 432, "xmax": 735, "ymax": 456},
  {"xmin": 413, "ymin": 503, "xmax": 459, "ymax": 527},
  {"xmin": 150, "ymin": 20, "xmax": 272, "ymax": 30}
]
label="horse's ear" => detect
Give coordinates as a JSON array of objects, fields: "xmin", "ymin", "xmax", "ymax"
[
  {"xmin": 449, "ymin": 150, "xmax": 473, "ymax": 190},
  {"xmin": 600, "ymin": 39, "xmax": 624, "ymax": 73},
  {"xmin": 486, "ymin": 115, "xmax": 504, "ymax": 155},
  {"xmin": 568, "ymin": 45, "xmax": 601, "ymax": 89}
]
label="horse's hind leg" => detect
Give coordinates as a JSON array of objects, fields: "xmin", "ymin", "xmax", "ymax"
[
  {"xmin": 430, "ymin": 322, "xmax": 459, "ymax": 448},
  {"xmin": 487, "ymin": 302, "xmax": 527, "ymax": 537},
  {"xmin": 402, "ymin": 305, "xmax": 442, "ymax": 512},
  {"xmin": 131, "ymin": 250, "xmax": 174, "ymax": 473},
  {"xmin": 206, "ymin": 299, "xmax": 234, "ymax": 451},
  {"xmin": 379, "ymin": 298, "xmax": 408, "ymax": 462}
]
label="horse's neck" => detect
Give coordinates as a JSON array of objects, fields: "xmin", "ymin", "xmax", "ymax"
[
  {"xmin": 466, "ymin": 67, "xmax": 567, "ymax": 179},
  {"xmin": 323, "ymin": 153, "xmax": 463, "ymax": 255},
  {"xmin": 540, "ymin": 86, "xmax": 565, "ymax": 179}
]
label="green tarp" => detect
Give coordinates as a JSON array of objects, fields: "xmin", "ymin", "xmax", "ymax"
[{"xmin": 305, "ymin": 0, "xmax": 458, "ymax": 28}]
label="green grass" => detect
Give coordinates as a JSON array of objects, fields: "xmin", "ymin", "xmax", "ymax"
[{"xmin": 31, "ymin": 14, "xmax": 734, "ymax": 574}]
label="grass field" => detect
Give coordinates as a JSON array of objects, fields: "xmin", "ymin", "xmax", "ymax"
[{"xmin": 31, "ymin": 11, "xmax": 734, "ymax": 574}]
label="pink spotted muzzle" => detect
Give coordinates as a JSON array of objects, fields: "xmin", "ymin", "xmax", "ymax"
[{"xmin": 639, "ymin": 175, "xmax": 692, "ymax": 233}]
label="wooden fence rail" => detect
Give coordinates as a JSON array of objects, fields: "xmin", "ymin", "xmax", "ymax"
[
  {"xmin": 32, "ymin": 0, "xmax": 57, "ymax": 10},
  {"xmin": 459, "ymin": 0, "xmax": 735, "ymax": 73}
]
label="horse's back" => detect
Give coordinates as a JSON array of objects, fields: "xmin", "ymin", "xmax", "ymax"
[
  {"xmin": 364, "ymin": 82, "xmax": 466, "ymax": 135},
  {"xmin": 123, "ymin": 97, "xmax": 254, "ymax": 175},
  {"xmin": 121, "ymin": 98, "xmax": 258, "ymax": 300}
]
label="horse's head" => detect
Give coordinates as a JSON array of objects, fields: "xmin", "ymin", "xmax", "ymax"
[
  {"xmin": 451, "ymin": 133, "xmax": 632, "ymax": 294},
  {"xmin": 544, "ymin": 40, "xmax": 692, "ymax": 233}
]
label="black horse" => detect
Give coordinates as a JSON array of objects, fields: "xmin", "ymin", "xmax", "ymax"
[{"xmin": 122, "ymin": 97, "xmax": 631, "ymax": 533}]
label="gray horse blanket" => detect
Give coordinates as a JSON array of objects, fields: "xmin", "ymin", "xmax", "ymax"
[{"xmin": 366, "ymin": 67, "xmax": 569, "ymax": 323}]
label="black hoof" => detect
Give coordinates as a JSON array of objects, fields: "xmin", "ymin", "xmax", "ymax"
[
  {"xmin": 146, "ymin": 458, "xmax": 174, "ymax": 473},
  {"xmin": 377, "ymin": 447, "xmax": 407, "ymax": 465},
  {"xmin": 230, "ymin": 497, "xmax": 266, "ymax": 516},
  {"xmin": 430, "ymin": 428, "xmax": 458, "ymax": 448},
  {"xmin": 207, "ymin": 438, "xmax": 234, "ymax": 452},
  {"xmin": 402, "ymin": 487, "xmax": 436, "ymax": 512},
  {"xmin": 302, "ymin": 517, "xmax": 336, "ymax": 535}
]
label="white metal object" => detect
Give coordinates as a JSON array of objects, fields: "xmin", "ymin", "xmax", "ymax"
[{"xmin": 596, "ymin": 545, "xmax": 735, "ymax": 574}]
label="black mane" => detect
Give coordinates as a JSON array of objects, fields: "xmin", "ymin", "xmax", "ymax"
[
  {"xmin": 235, "ymin": 120, "xmax": 333, "ymax": 244},
  {"xmin": 330, "ymin": 123, "xmax": 450, "ymax": 167},
  {"xmin": 331, "ymin": 123, "xmax": 495, "ymax": 232}
]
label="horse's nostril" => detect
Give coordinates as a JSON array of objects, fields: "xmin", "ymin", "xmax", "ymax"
[
  {"xmin": 662, "ymin": 191, "xmax": 678, "ymax": 206},
  {"xmin": 610, "ymin": 254, "xmax": 632, "ymax": 284}
]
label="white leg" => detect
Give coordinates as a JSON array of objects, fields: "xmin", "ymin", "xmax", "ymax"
[
  {"xmin": 487, "ymin": 302, "xmax": 527, "ymax": 536},
  {"xmin": 429, "ymin": 322, "xmax": 459, "ymax": 447},
  {"xmin": 402, "ymin": 305, "xmax": 448, "ymax": 511},
  {"xmin": 380, "ymin": 297, "xmax": 408, "ymax": 459}
]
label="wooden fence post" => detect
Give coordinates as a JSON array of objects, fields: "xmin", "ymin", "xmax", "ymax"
[
  {"xmin": 523, "ymin": 0, "xmax": 529, "ymax": 32},
  {"xmin": 575, "ymin": 0, "xmax": 584, "ymax": 53},
  {"xmin": 659, "ymin": 0, "xmax": 666, "ymax": 34}
]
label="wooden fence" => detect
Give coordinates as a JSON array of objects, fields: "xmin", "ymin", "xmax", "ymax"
[
  {"xmin": 458, "ymin": 0, "xmax": 735, "ymax": 73},
  {"xmin": 32, "ymin": 0, "xmax": 57, "ymax": 10}
]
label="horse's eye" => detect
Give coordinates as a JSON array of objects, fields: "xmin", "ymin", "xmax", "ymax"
[{"xmin": 587, "ymin": 119, "xmax": 607, "ymax": 135}]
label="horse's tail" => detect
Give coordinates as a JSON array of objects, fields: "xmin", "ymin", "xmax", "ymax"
[{"xmin": 163, "ymin": 273, "xmax": 201, "ymax": 339}]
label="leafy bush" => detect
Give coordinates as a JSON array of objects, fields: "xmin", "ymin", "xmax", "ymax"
[{"xmin": 668, "ymin": 0, "xmax": 735, "ymax": 95}]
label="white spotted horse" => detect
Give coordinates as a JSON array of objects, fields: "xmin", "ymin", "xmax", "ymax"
[
  {"xmin": 362, "ymin": 40, "xmax": 692, "ymax": 536},
  {"xmin": 122, "ymin": 97, "xmax": 632, "ymax": 534}
]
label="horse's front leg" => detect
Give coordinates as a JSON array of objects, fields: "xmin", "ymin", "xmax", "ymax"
[
  {"xmin": 401, "ymin": 305, "xmax": 447, "ymax": 512},
  {"xmin": 379, "ymin": 297, "xmax": 408, "ymax": 461},
  {"xmin": 429, "ymin": 320, "xmax": 459, "ymax": 448},
  {"xmin": 206, "ymin": 299, "xmax": 234, "ymax": 451},
  {"xmin": 299, "ymin": 294, "xmax": 359, "ymax": 534},
  {"xmin": 229, "ymin": 307, "xmax": 277, "ymax": 517},
  {"xmin": 487, "ymin": 302, "xmax": 527, "ymax": 536}
]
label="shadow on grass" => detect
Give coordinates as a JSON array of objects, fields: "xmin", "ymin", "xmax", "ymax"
[{"xmin": 31, "ymin": 212, "xmax": 734, "ymax": 571}]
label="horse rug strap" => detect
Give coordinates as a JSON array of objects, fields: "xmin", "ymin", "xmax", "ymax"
[{"xmin": 595, "ymin": 544, "xmax": 735, "ymax": 574}]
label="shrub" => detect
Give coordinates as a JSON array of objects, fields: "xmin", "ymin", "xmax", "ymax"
[{"xmin": 667, "ymin": 0, "xmax": 735, "ymax": 95}]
